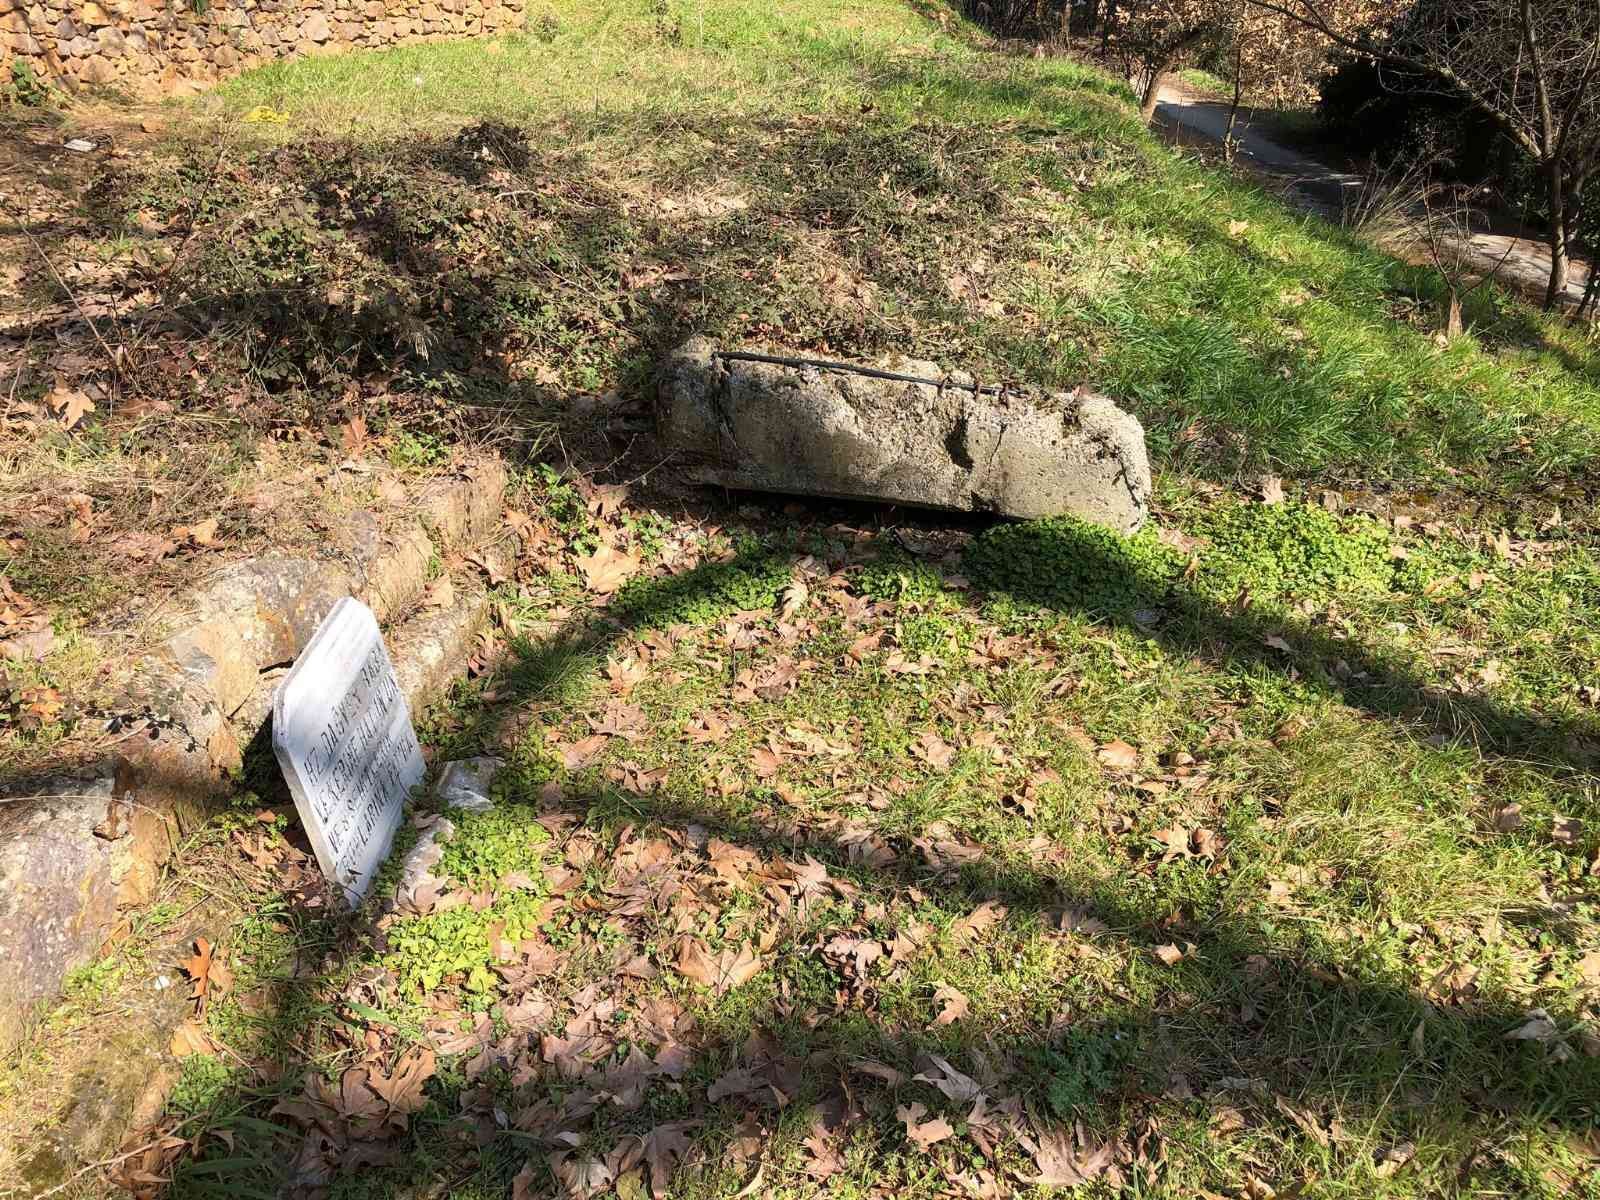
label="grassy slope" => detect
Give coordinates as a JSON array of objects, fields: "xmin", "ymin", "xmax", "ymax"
[
  {"xmin": 10, "ymin": 2, "xmax": 1600, "ymax": 1198},
  {"xmin": 206, "ymin": 0, "xmax": 1600, "ymax": 489}
]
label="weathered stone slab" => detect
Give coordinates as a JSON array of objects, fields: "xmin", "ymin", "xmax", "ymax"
[
  {"xmin": 273, "ymin": 598, "xmax": 424, "ymax": 905},
  {"xmin": 0, "ymin": 777, "xmax": 120, "ymax": 1052},
  {"xmin": 660, "ymin": 338, "xmax": 1152, "ymax": 532},
  {"xmin": 388, "ymin": 576, "xmax": 494, "ymax": 709}
]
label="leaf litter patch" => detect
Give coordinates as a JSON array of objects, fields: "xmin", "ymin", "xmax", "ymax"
[{"xmin": 114, "ymin": 467, "xmax": 1600, "ymax": 1200}]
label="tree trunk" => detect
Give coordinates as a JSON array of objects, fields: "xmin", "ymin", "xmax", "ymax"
[
  {"xmin": 1223, "ymin": 36, "xmax": 1245, "ymax": 162},
  {"xmin": 1140, "ymin": 60, "xmax": 1171, "ymax": 123},
  {"xmin": 1543, "ymin": 165, "xmax": 1571, "ymax": 310},
  {"xmin": 1579, "ymin": 261, "xmax": 1599, "ymax": 322}
]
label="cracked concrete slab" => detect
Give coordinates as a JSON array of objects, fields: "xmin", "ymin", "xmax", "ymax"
[{"xmin": 659, "ymin": 338, "xmax": 1151, "ymax": 532}]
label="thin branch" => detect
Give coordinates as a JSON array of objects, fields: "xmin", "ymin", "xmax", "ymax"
[
  {"xmin": 1518, "ymin": 0, "xmax": 1557, "ymax": 153},
  {"xmin": 19, "ymin": 224, "xmax": 129, "ymax": 385},
  {"xmin": 1244, "ymin": 0, "xmax": 1545, "ymax": 160}
]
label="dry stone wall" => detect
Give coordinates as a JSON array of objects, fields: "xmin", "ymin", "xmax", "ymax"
[{"xmin": 1, "ymin": 0, "xmax": 525, "ymax": 94}]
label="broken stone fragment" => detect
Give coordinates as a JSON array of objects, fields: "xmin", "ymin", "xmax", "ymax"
[
  {"xmin": 658, "ymin": 338, "xmax": 1152, "ymax": 531},
  {"xmin": 436, "ymin": 756, "xmax": 502, "ymax": 812}
]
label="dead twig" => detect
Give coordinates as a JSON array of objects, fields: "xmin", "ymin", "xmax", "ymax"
[
  {"xmin": 22, "ymin": 1131, "xmax": 192, "ymax": 1200},
  {"xmin": 19, "ymin": 222, "xmax": 129, "ymax": 393}
]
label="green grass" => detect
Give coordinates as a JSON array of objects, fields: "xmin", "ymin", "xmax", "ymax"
[
  {"xmin": 12, "ymin": 1, "xmax": 1600, "ymax": 1197},
  {"xmin": 151, "ymin": 501, "xmax": 1600, "ymax": 1196},
  {"xmin": 1178, "ymin": 67, "xmax": 1232, "ymax": 97},
  {"xmin": 174, "ymin": 0, "xmax": 1599, "ymax": 497}
]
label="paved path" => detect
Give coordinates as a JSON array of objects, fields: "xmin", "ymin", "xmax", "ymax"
[
  {"xmin": 1152, "ymin": 84, "xmax": 1594, "ymax": 309},
  {"xmin": 1153, "ymin": 87, "xmax": 1365, "ymax": 216}
]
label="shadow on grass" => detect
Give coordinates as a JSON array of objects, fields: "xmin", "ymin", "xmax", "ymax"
[
  {"xmin": 11, "ymin": 48, "xmax": 1600, "ymax": 1197},
  {"xmin": 138, "ymin": 510, "xmax": 1600, "ymax": 1197}
]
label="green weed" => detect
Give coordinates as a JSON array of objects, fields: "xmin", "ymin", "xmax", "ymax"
[
  {"xmin": 168, "ymin": 1054, "xmax": 243, "ymax": 1118},
  {"xmin": 963, "ymin": 514, "xmax": 1182, "ymax": 616},
  {"xmin": 387, "ymin": 890, "xmax": 551, "ymax": 999},
  {"xmin": 436, "ymin": 801, "xmax": 552, "ymax": 889},
  {"xmin": 609, "ymin": 540, "xmax": 793, "ymax": 629},
  {"xmin": 1188, "ymin": 501, "xmax": 1396, "ymax": 605}
]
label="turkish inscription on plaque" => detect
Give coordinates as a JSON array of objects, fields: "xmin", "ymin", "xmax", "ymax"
[{"xmin": 273, "ymin": 597, "xmax": 425, "ymax": 904}]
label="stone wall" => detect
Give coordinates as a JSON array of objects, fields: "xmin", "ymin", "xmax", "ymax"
[{"xmin": 0, "ymin": 0, "xmax": 525, "ymax": 94}]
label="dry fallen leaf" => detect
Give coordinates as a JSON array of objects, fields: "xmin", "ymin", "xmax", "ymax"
[
  {"xmin": 951, "ymin": 900, "xmax": 1007, "ymax": 941},
  {"xmin": 182, "ymin": 937, "xmax": 218, "ymax": 1007},
  {"xmin": 48, "ymin": 385, "xmax": 95, "ymax": 430},
  {"xmin": 562, "ymin": 733, "xmax": 609, "ymax": 771},
  {"xmin": 912, "ymin": 729, "xmax": 957, "ymax": 770},
  {"xmin": 929, "ymin": 982, "xmax": 971, "ymax": 1027},
  {"xmin": 779, "ymin": 578, "xmax": 810, "ymax": 622},
  {"xmin": 1552, "ymin": 815, "xmax": 1582, "ymax": 845},
  {"xmin": 853, "ymin": 1059, "xmax": 908, "ymax": 1086},
  {"xmin": 707, "ymin": 1066, "xmax": 768, "ymax": 1103},
  {"xmin": 365, "ymin": 1046, "xmax": 436, "ymax": 1114},
  {"xmin": 0, "ymin": 627, "xmax": 55, "ymax": 662},
  {"xmin": 576, "ymin": 544, "xmax": 642, "ymax": 594},
  {"xmin": 169, "ymin": 1020, "xmax": 218, "ymax": 1057},
  {"xmin": 800, "ymin": 1117, "xmax": 845, "ymax": 1178},
  {"xmin": 1152, "ymin": 826, "xmax": 1191, "ymax": 862},
  {"xmin": 639, "ymin": 1119, "xmax": 698, "ymax": 1194},
  {"xmin": 424, "ymin": 573, "xmax": 455, "ymax": 610},
  {"xmin": 551, "ymin": 1152, "xmax": 614, "ymax": 1200},
  {"xmin": 713, "ymin": 944, "xmax": 764, "ymax": 993},
  {"xmin": 1494, "ymin": 802, "xmax": 1524, "ymax": 832},
  {"xmin": 1373, "ymin": 1141, "xmax": 1416, "ymax": 1178},
  {"xmin": 1575, "ymin": 949, "xmax": 1600, "ymax": 986},
  {"xmin": 1023, "ymin": 1126, "xmax": 1115, "ymax": 1187},
  {"xmin": 913, "ymin": 1054, "xmax": 983, "ymax": 1103},
  {"xmin": 171, "ymin": 517, "xmax": 223, "ymax": 548},
  {"xmin": 1096, "ymin": 739, "xmax": 1138, "ymax": 770},
  {"xmin": 897, "ymin": 1102, "xmax": 954, "ymax": 1150},
  {"xmin": 108, "ymin": 531, "xmax": 178, "ymax": 562},
  {"xmin": 847, "ymin": 630, "xmax": 883, "ymax": 661},
  {"xmin": 341, "ymin": 414, "xmax": 369, "ymax": 455}
]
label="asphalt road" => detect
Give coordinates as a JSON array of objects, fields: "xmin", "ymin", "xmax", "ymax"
[
  {"xmin": 1153, "ymin": 85, "xmax": 1594, "ymax": 308},
  {"xmin": 1153, "ymin": 87, "xmax": 1365, "ymax": 216}
]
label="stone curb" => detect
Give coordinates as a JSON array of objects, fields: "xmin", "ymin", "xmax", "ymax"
[{"xmin": 0, "ymin": 455, "xmax": 510, "ymax": 1058}]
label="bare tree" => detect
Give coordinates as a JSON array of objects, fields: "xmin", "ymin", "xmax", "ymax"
[
  {"xmin": 1098, "ymin": 0, "xmax": 1328, "ymax": 125},
  {"xmin": 1250, "ymin": 0, "xmax": 1600, "ymax": 311},
  {"xmin": 1102, "ymin": 0, "xmax": 1228, "ymax": 122}
]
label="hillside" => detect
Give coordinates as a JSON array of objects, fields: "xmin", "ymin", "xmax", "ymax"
[{"xmin": 2, "ymin": 2, "xmax": 1597, "ymax": 1197}]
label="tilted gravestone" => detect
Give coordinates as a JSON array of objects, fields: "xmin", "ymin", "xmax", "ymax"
[
  {"xmin": 273, "ymin": 597, "xmax": 425, "ymax": 905},
  {"xmin": 658, "ymin": 338, "xmax": 1153, "ymax": 533}
]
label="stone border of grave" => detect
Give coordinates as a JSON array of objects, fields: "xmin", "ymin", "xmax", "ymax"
[{"xmin": 0, "ymin": 454, "xmax": 511, "ymax": 1060}]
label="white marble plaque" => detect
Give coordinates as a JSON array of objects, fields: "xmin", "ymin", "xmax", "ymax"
[{"xmin": 273, "ymin": 597, "xmax": 424, "ymax": 905}]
